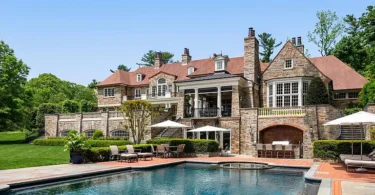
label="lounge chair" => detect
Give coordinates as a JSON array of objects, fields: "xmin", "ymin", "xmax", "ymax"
[
  {"xmin": 156, "ymin": 144, "xmax": 168, "ymax": 158},
  {"xmin": 171, "ymin": 144, "xmax": 185, "ymax": 158},
  {"xmin": 109, "ymin": 145, "xmax": 121, "ymax": 161},
  {"xmin": 339, "ymin": 154, "xmax": 373, "ymax": 162},
  {"xmin": 127, "ymin": 145, "xmax": 153, "ymax": 161},
  {"xmin": 119, "ymin": 145, "xmax": 140, "ymax": 163},
  {"xmin": 344, "ymin": 159, "xmax": 375, "ymax": 172},
  {"xmin": 150, "ymin": 144, "xmax": 157, "ymax": 156}
]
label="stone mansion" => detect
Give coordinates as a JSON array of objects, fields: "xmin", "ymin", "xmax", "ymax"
[{"xmin": 45, "ymin": 28, "xmax": 372, "ymax": 158}]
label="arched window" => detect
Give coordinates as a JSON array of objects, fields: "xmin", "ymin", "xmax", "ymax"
[
  {"xmin": 111, "ymin": 130, "xmax": 129, "ymax": 139},
  {"xmin": 84, "ymin": 130, "xmax": 96, "ymax": 138},
  {"xmin": 60, "ymin": 130, "xmax": 71, "ymax": 137},
  {"xmin": 157, "ymin": 78, "xmax": 167, "ymax": 96}
]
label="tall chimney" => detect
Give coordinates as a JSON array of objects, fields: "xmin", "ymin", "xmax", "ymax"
[
  {"xmin": 181, "ymin": 48, "xmax": 191, "ymax": 66},
  {"xmin": 244, "ymin": 27, "xmax": 260, "ymax": 83},
  {"xmin": 296, "ymin": 37, "xmax": 304, "ymax": 54},
  {"xmin": 154, "ymin": 51, "xmax": 162, "ymax": 68},
  {"xmin": 291, "ymin": 37, "xmax": 296, "ymax": 45}
]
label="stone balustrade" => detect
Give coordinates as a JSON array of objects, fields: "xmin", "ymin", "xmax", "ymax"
[{"xmin": 258, "ymin": 107, "xmax": 306, "ymax": 117}]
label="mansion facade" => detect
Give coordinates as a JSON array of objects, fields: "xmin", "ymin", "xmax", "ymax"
[{"xmin": 45, "ymin": 28, "xmax": 372, "ymax": 158}]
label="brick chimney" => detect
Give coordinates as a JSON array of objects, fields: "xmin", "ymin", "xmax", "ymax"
[
  {"xmin": 296, "ymin": 37, "xmax": 304, "ymax": 54},
  {"xmin": 244, "ymin": 27, "xmax": 260, "ymax": 83},
  {"xmin": 291, "ymin": 37, "xmax": 296, "ymax": 45},
  {"xmin": 181, "ymin": 48, "xmax": 191, "ymax": 66},
  {"xmin": 154, "ymin": 51, "xmax": 162, "ymax": 68}
]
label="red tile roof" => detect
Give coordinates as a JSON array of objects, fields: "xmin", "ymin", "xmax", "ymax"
[{"xmin": 98, "ymin": 55, "xmax": 368, "ymax": 90}]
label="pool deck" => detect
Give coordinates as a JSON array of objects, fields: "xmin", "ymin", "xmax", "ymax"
[{"xmin": 0, "ymin": 157, "xmax": 374, "ymax": 195}]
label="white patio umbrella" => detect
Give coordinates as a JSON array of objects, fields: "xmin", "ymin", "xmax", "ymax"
[
  {"xmin": 150, "ymin": 120, "xmax": 189, "ymax": 128},
  {"xmin": 323, "ymin": 111, "xmax": 375, "ymax": 159},
  {"xmin": 188, "ymin": 125, "xmax": 230, "ymax": 132}
]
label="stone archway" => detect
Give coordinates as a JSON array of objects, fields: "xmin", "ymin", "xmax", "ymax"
[{"xmin": 260, "ymin": 125, "xmax": 303, "ymax": 144}]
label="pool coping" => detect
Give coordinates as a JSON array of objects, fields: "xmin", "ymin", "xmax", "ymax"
[{"xmin": 2, "ymin": 160, "xmax": 316, "ymax": 192}]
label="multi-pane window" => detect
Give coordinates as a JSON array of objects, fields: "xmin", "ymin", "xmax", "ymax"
[
  {"xmin": 136, "ymin": 74, "xmax": 142, "ymax": 82},
  {"xmin": 268, "ymin": 85, "xmax": 273, "ymax": 107},
  {"xmin": 168, "ymin": 85, "xmax": 173, "ymax": 92},
  {"xmin": 334, "ymin": 93, "xmax": 346, "ymax": 99},
  {"xmin": 151, "ymin": 86, "xmax": 156, "ymax": 97},
  {"xmin": 284, "ymin": 59, "xmax": 293, "ymax": 69},
  {"xmin": 104, "ymin": 88, "xmax": 115, "ymax": 97},
  {"xmin": 85, "ymin": 130, "xmax": 95, "ymax": 138},
  {"xmin": 111, "ymin": 130, "xmax": 129, "ymax": 139},
  {"xmin": 274, "ymin": 82, "xmax": 299, "ymax": 107},
  {"xmin": 158, "ymin": 78, "xmax": 167, "ymax": 96},
  {"xmin": 216, "ymin": 61, "xmax": 223, "ymax": 70},
  {"xmin": 348, "ymin": 92, "xmax": 359, "ymax": 99},
  {"xmin": 302, "ymin": 81, "xmax": 309, "ymax": 105},
  {"xmin": 135, "ymin": 89, "xmax": 141, "ymax": 98},
  {"xmin": 188, "ymin": 67, "xmax": 194, "ymax": 75}
]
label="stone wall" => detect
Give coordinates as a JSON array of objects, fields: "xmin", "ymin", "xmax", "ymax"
[
  {"xmin": 176, "ymin": 91, "xmax": 185, "ymax": 118},
  {"xmin": 239, "ymin": 109, "xmax": 257, "ymax": 155},
  {"xmin": 148, "ymin": 73, "xmax": 176, "ymax": 93},
  {"xmin": 243, "ymin": 36, "xmax": 260, "ymax": 83},
  {"xmin": 45, "ymin": 115, "xmax": 58, "ymax": 137},
  {"xmin": 365, "ymin": 103, "xmax": 375, "ymax": 114},
  {"xmin": 231, "ymin": 85, "xmax": 240, "ymax": 117},
  {"xmin": 97, "ymin": 86, "xmax": 125, "ymax": 106}
]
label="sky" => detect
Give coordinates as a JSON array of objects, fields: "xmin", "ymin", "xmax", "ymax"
[{"xmin": 1, "ymin": 0, "xmax": 373, "ymax": 86}]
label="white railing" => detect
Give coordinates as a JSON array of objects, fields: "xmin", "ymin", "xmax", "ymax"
[
  {"xmin": 258, "ymin": 107, "xmax": 306, "ymax": 117},
  {"xmin": 82, "ymin": 112, "xmax": 102, "ymax": 119},
  {"xmin": 109, "ymin": 111, "xmax": 124, "ymax": 118},
  {"xmin": 59, "ymin": 114, "xmax": 76, "ymax": 120}
]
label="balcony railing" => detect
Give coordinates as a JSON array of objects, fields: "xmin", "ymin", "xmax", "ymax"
[
  {"xmin": 123, "ymin": 92, "xmax": 177, "ymax": 102},
  {"xmin": 184, "ymin": 107, "xmax": 219, "ymax": 118},
  {"xmin": 258, "ymin": 107, "xmax": 306, "ymax": 117}
]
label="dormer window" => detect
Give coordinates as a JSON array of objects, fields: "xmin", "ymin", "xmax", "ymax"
[
  {"xmin": 136, "ymin": 74, "xmax": 142, "ymax": 82},
  {"xmin": 188, "ymin": 67, "xmax": 195, "ymax": 75},
  {"xmin": 284, "ymin": 59, "xmax": 293, "ymax": 69},
  {"xmin": 215, "ymin": 60, "xmax": 224, "ymax": 71}
]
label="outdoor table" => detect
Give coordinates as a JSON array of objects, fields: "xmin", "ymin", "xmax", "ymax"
[{"xmin": 164, "ymin": 146, "xmax": 178, "ymax": 157}]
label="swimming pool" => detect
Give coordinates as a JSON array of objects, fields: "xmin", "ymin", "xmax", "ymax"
[{"xmin": 8, "ymin": 163, "xmax": 319, "ymax": 195}]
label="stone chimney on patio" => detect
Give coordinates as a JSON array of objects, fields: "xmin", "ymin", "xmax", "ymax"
[
  {"xmin": 154, "ymin": 51, "xmax": 162, "ymax": 68},
  {"xmin": 182, "ymin": 48, "xmax": 191, "ymax": 66},
  {"xmin": 244, "ymin": 27, "xmax": 260, "ymax": 83}
]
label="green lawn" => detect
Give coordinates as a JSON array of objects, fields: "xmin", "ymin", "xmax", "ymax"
[
  {"xmin": 0, "ymin": 144, "xmax": 69, "ymax": 170},
  {"xmin": 0, "ymin": 131, "xmax": 25, "ymax": 144}
]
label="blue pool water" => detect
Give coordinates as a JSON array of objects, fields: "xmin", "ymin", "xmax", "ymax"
[{"xmin": 9, "ymin": 163, "xmax": 319, "ymax": 195}]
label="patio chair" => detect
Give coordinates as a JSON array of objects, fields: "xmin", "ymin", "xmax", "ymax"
[
  {"xmin": 284, "ymin": 144, "xmax": 294, "ymax": 159},
  {"xmin": 221, "ymin": 145, "xmax": 229, "ymax": 157},
  {"xmin": 274, "ymin": 144, "xmax": 283, "ymax": 158},
  {"xmin": 156, "ymin": 144, "xmax": 169, "ymax": 158},
  {"xmin": 265, "ymin": 144, "xmax": 273, "ymax": 158},
  {"xmin": 256, "ymin": 144, "xmax": 264, "ymax": 158},
  {"xmin": 109, "ymin": 145, "xmax": 121, "ymax": 161},
  {"xmin": 150, "ymin": 144, "xmax": 157, "ymax": 156},
  {"xmin": 171, "ymin": 144, "xmax": 185, "ymax": 158},
  {"xmin": 127, "ymin": 145, "xmax": 153, "ymax": 161}
]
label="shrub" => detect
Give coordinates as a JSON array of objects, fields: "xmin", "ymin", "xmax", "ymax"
[
  {"xmin": 61, "ymin": 100, "xmax": 79, "ymax": 113},
  {"xmin": 359, "ymin": 80, "xmax": 375, "ymax": 106},
  {"xmin": 370, "ymin": 127, "xmax": 375, "ymax": 140},
  {"xmin": 33, "ymin": 138, "xmax": 133, "ymax": 147},
  {"xmin": 92, "ymin": 130, "xmax": 104, "ymax": 140},
  {"xmin": 80, "ymin": 100, "xmax": 96, "ymax": 112},
  {"xmin": 313, "ymin": 140, "xmax": 375, "ymax": 159},
  {"xmin": 64, "ymin": 133, "xmax": 90, "ymax": 152},
  {"xmin": 68, "ymin": 130, "xmax": 78, "ymax": 137},
  {"xmin": 306, "ymin": 77, "xmax": 329, "ymax": 105},
  {"xmin": 146, "ymin": 138, "xmax": 219, "ymax": 153},
  {"xmin": 83, "ymin": 144, "xmax": 152, "ymax": 162}
]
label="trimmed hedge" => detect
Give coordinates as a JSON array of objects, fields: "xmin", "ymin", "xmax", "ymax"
[
  {"xmin": 83, "ymin": 144, "xmax": 151, "ymax": 162},
  {"xmin": 146, "ymin": 138, "xmax": 219, "ymax": 153},
  {"xmin": 33, "ymin": 139, "xmax": 133, "ymax": 147},
  {"xmin": 313, "ymin": 140, "xmax": 375, "ymax": 159}
]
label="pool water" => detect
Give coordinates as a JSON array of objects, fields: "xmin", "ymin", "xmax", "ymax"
[{"xmin": 9, "ymin": 163, "xmax": 319, "ymax": 195}]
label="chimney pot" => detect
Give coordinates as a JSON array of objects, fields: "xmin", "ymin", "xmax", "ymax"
[
  {"xmin": 291, "ymin": 37, "xmax": 296, "ymax": 45},
  {"xmin": 184, "ymin": 48, "xmax": 189, "ymax": 55},
  {"xmin": 297, "ymin": 37, "xmax": 302, "ymax": 45},
  {"xmin": 248, "ymin": 27, "xmax": 253, "ymax": 37}
]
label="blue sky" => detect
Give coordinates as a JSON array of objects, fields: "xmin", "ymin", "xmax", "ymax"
[{"xmin": 1, "ymin": 0, "xmax": 372, "ymax": 85}]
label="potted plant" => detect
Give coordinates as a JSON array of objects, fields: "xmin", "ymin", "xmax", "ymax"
[{"xmin": 64, "ymin": 132, "xmax": 90, "ymax": 164}]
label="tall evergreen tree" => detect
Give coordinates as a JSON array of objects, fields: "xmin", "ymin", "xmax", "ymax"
[
  {"xmin": 136, "ymin": 50, "xmax": 175, "ymax": 66},
  {"xmin": 258, "ymin": 33, "xmax": 282, "ymax": 62},
  {"xmin": 306, "ymin": 77, "xmax": 329, "ymax": 105}
]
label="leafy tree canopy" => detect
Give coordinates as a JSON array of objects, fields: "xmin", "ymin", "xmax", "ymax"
[
  {"xmin": 110, "ymin": 64, "xmax": 131, "ymax": 73},
  {"xmin": 136, "ymin": 50, "xmax": 175, "ymax": 66},
  {"xmin": 360, "ymin": 80, "xmax": 375, "ymax": 106},
  {"xmin": 258, "ymin": 32, "xmax": 282, "ymax": 62}
]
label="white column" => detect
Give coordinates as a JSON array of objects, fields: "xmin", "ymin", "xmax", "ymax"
[
  {"xmin": 220, "ymin": 131, "xmax": 224, "ymax": 148},
  {"xmin": 298, "ymin": 79, "xmax": 302, "ymax": 106},
  {"xmin": 217, "ymin": 87, "xmax": 222, "ymax": 117},
  {"xmin": 206, "ymin": 131, "xmax": 209, "ymax": 140},
  {"xmin": 272, "ymin": 82, "xmax": 276, "ymax": 107},
  {"xmin": 194, "ymin": 88, "xmax": 199, "ymax": 117},
  {"xmin": 183, "ymin": 128, "xmax": 187, "ymax": 139}
]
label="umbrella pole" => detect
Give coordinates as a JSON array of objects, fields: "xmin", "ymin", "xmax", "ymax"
[
  {"xmin": 351, "ymin": 124, "xmax": 354, "ymax": 156},
  {"xmin": 360, "ymin": 123, "xmax": 363, "ymax": 160}
]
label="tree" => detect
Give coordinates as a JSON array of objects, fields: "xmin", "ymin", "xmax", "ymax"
[
  {"xmin": 136, "ymin": 50, "xmax": 175, "ymax": 66},
  {"xmin": 306, "ymin": 77, "xmax": 329, "ymax": 105},
  {"xmin": 80, "ymin": 100, "xmax": 96, "ymax": 112},
  {"xmin": 308, "ymin": 10, "xmax": 345, "ymax": 56},
  {"xmin": 88, "ymin": 79, "xmax": 99, "ymax": 89},
  {"xmin": 61, "ymin": 100, "xmax": 80, "ymax": 113},
  {"xmin": 359, "ymin": 80, "xmax": 375, "ymax": 106},
  {"xmin": 35, "ymin": 103, "xmax": 60, "ymax": 128},
  {"xmin": 0, "ymin": 40, "xmax": 30, "ymax": 131},
  {"xmin": 119, "ymin": 100, "xmax": 158, "ymax": 144},
  {"xmin": 110, "ymin": 64, "xmax": 131, "ymax": 73},
  {"xmin": 258, "ymin": 33, "xmax": 282, "ymax": 62}
]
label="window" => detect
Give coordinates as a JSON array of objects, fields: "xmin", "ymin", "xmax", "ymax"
[
  {"xmin": 60, "ymin": 130, "xmax": 71, "ymax": 137},
  {"xmin": 216, "ymin": 61, "xmax": 224, "ymax": 71},
  {"xmin": 268, "ymin": 84, "xmax": 273, "ymax": 107},
  {"xmin": 136, "ymin": 74, "xmax": 142, "ymax": 82},
  {"xmin": 284, "ymin": 59, "xmax": 293, "ymax": 69},
  {"xmin": 302, "ymin": 81, "xmax": 309, "ymax": 105},
  {"xmin": 151, "ymin": 86, "xmax": 156, "ymax": 97},
  {"xmin": 348, "ymin": 92, "xmax": 359, "ymax": 99},
  {"xmin": 104, "ymin": 88, "xmax": 115, "ymax": 97},
  {"xmin": 168, "ymin": 85, "xmax": 173, "ymax": 92},
  {"xmin": 111, "ymin": 130, "xmax": 129, "ymax": 139},
  {"xmin": 188, "ymin": 67, "xmax": 195, "ymax": 75},
  {"xmin": 271, "ymin": 81, "xmax": 301, "ymax": 107},
  {"xmin": 85, "ymin": 130, "xmax": 95, "ymax": 138},
  {"xmin": 135, "ymin": 89, "xmax": 141, "ymax": 98},
  {"xmin": 157, "ymin": 78, "xmax": 167, "ymax": 96},
  {"xmin": 334, "ymin": 93, "xmax": 346, "ymax": 99}
]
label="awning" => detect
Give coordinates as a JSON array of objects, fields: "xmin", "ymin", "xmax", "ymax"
[{"xmin": 188, "ymin": 125, "xmax": 230, "ymax": 132}]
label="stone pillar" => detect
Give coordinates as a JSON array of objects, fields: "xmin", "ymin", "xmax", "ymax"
[
  {"xmin": 365, "ymin": 103, "xmax": 375, "ymax": 114},
  {"xmin": 183, "ymin": 128, "xmax": 187, "ymax": 138},
  {"xmin": 231, "ymin": 86, "xmax": 240, "ymax": 117},
  {"xmin": 76, "ymin": 113, "xmax": 83, "ymax": 133},
  {"xmin": 220, "ymin": 131, "xmax": 224, "ymax": 148},
  {"xmin": 100, "ymin": 112, "xmax": 109, "ymax": 136},
  {"xmin": 45, "ymin": 114, "xmax": 59, "ymax": 138},
  {"xmin": 217, "ymin": 87, "xmax": 222, "ymax": 117},
  {"xmin": 176, "ymin": 91, "xmax": 185, "ymax": 118},
  {"xmin": 194, "ymin": 88, "xmax": 199, "ymax": 117},
  {"xmin": 244, "ymin": 28, "xmax": 260, "ymax": 83}
]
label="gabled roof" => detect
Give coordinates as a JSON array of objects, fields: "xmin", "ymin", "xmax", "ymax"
[{"xmin": 175, "ymin": 72, "xmax": 239, "ymax": 83}]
